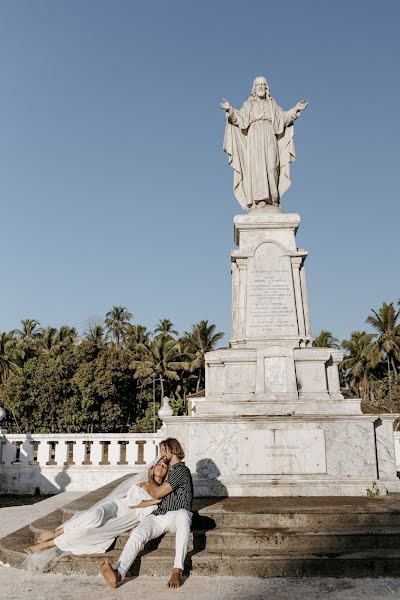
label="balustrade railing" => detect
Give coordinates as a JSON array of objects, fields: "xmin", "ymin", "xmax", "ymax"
[{"xmin": 0, "ymin": 433, "xmax": 164, "ymax": 468}]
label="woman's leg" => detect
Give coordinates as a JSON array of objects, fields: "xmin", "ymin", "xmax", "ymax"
[
  {"xmin": 37, "ymin": 528, "xmax": 64, "ymax": 543},
  {"xmin": 24, "ymin": 539, "xmax": 56, "ymax": 554}
]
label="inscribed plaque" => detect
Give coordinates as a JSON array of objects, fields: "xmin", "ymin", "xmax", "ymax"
[
  {"xmin": 239, "ymin": 429, "xmax": 326, "ymax": 475},
  {"xmin": 246, "ymin": 243, "xmax": 298, "ymax": 338}
]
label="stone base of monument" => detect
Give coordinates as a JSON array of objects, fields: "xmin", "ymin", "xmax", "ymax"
[
  {"xmin": 164, "ymin": 414, "xmax": 400, "ymax": 497},
  {"xmin": 4, "ymin": 477, "xmax": 400, "ymax": 577},
  {"xmin": 163, "ymin": 209, "xmax": 400, "ymax": 496}
]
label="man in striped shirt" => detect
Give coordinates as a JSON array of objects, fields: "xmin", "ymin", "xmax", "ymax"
[{"xmin": 100, "ymin": 438, "xmax": 193, "ymax": 589}]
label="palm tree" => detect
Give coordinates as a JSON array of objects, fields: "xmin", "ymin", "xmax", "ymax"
[
  {"xmin": 341, "ymin": 331, "xmax": 378, "ymax": 400},
  {"xmin": 183, "ymin": 320, "xmax": 224, "ymax": 392},
  {"xmin": 125, "ymin": 323, "xmax": 151, "ymax": 347},
  {"xmin": 53, "ymin": 326, "xmax": 77, "ymax": 352},
  {"xmin": 0, "ymin": 332, "xmax": 21, "ymax": 384},
  {"xmin": 155, "ymin": 318, "xmax": 178, "ymax": 337},
  {"xmin": 313, "ymin": 330, "xmax": 339, "ymax": 348},
  {"xmin": 12, "ymin": 319, "xmax": 43, "ymax": 344},
  {"xmin": 83, "ymin": 324, "xmax": 105, "ymax": 345},
  {"xmin": 131, "ymin": 335, "xmax": 190, "ymax": 399},
  {"xmin": 104, "ymin": 306, "xmax": 133, "ymax": 348},
  {"xmin": 12, "ymin": 318, "xmax": 44, "ymax": 359},
  {"xmin": 366, "ymin": 302, "xmax": 400, "ymax": 401},
  {"xmin": 40, "ymin": 327, "xmax": 58, "ymax": 353}
]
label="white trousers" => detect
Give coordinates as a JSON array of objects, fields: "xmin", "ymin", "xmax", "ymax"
[{"xmin": 115, "ymin": 509, "xmax": 192, "ymax": 578}]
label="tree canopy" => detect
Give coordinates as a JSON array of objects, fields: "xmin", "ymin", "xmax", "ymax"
[{"xmin": 0, "ymin": 311, "xmax": 223, "ymax": 433}]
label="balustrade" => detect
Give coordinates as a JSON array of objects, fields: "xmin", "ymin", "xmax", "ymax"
[{"xmin": 0, "ymin": 433, "xmax": 163, "ymax": 468}]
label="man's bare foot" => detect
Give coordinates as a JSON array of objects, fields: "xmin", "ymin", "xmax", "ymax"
[
  {"xmin": 100, "ymin": 559, "xmax": 121, "ymax": 589},
  {"xmin": 167, "ymin": 568, "xmax": 182, "ymax": 588}
]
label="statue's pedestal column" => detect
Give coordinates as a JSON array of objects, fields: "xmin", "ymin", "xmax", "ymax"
[
  {"xmin": 195, "ymin": 210, "xmax": 360, "ymax": 417},
  {"xmin": 230, "ymin": 210, "xmax": 311, "ymax": 349}
]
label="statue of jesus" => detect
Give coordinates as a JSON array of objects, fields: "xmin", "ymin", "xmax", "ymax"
[{"xmin": 220, "ymin": 76, "xmax": 308, "ymax": 210}]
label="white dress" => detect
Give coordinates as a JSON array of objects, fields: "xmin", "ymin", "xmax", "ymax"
[{"xmin": 54, "ymin": 483, "xmax": 155, "ymax": 555}]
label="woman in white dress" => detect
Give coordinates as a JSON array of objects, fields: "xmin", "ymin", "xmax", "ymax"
[{"xmin": 23, "ymin": 458, "xmax": 168, "ymax": 557}]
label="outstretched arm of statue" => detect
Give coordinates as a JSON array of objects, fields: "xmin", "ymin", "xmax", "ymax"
[
  {"xmin": 284, "ymin": 100, "xmax": 308, "ymax": 126},
  {"xmin": 220, "ymin": 98, "xmax": 239, "ymax": 125}
]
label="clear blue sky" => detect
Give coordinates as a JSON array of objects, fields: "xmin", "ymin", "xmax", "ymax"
[{"xmin": 1, "ymin": 0, "xmax": 399, "ymax": 344}]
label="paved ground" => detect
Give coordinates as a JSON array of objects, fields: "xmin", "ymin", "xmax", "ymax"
[
  {"xmin": 1, "ymin": 566, "xmax": 400, "ymax": 600},
  {"xmin": 2, "ymin": 495, "xmax": 400, "ymax": 599},
  {"xmin": 0, "ymin": 491, "xmax": 85, "ymax": 539}
]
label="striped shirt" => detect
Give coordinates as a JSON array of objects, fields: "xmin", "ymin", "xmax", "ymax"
[{"xmin": 153, "ymin": 462, "xmax": 193, "ymax": 516}]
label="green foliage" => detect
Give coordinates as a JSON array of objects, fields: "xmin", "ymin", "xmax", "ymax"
[
  {"xmin": 341, "ymin": 301, "xmax": 400, "ymax": 414},
  {"xmin": 366, "ymin": 482, "xmax": 381, "ymax": 497},
  {"xmin": 0, "ymin": 312, "xmax": 224, "ymax": 433},
  {"xmin": 129, "ymin": 401, "xmax": 162, "ymax": 433},
  {"xmin": 313, "ymin": 330, "xmax": 339, "ymax": 348}
]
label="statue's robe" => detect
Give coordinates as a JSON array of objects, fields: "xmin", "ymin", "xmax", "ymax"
[{"xmin": 223, "ymin": 96, "xmax": 298, "ymax": 210}]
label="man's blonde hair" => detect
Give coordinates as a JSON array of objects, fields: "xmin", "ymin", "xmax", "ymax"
[{"xmin": 161, "ymin": 438, "xmax": 185, "ymax": 460}]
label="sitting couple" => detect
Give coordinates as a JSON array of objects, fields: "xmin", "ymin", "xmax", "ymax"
[{"xmin": 24, "ymin": 437, "xmax": 193, "ymax": 589}]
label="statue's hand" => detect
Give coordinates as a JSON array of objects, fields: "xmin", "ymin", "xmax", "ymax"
[
  {"xmin": 295, "ymin": 100, "xmax": 308, "ymax": 112},
  {"xmin": 220, "ymin": 98, "xmax": 232, "ymax": 111}
]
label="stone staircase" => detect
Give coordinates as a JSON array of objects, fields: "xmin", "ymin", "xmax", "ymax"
[{"xmin": 2, "ymin": 476, "xmax": 400, "ymax": 577}]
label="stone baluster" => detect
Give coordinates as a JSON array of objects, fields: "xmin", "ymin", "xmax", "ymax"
[
  {"xmin": 117, "ymin": 441, "xmax": 128, "ymax": 465},
  {"xmin": 2, "ymin": 439, "xmax": 17, "ymax": 465},
  {"xmin": 11, "ymin": 440, "xmax": 23, "ymax": 464},
  {"xmin": 134, "ymin": 440, "xmax": 147, "ymax": 465},
  {"xmin": 20, "ymin": 436, "xmax": 34, "ymax": 465},
  {"xmin": 46, "ymin": 441, "xmax": 58, "ymax": 465}
]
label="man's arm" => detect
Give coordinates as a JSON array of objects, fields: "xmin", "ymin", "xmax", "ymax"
[{"xmin": 147, "ymin": 466, "xmax": 173, "ymax": 499}]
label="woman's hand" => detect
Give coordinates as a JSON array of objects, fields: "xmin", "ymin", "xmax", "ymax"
[{"xmin": 220, "ymin": 98, "xmax": 232, "ymax": 111}]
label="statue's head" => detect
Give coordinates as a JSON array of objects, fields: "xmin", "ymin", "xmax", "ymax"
[{"xmin": 251, "ymin": 76, "xmax": 270, "ymax": 99}]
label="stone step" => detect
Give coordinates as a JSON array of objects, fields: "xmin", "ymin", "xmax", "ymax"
[
  {"xmin": 28, "ymin": 512, "xmax": 400, "ymax": 552},
  {"xmin": 4, "ymin": 527, "xmax": 400, "ymax": 578},
  {"xmin": 194, "ymin": 496, "xmax": 400, "ymax": 529},
  {"xmin": 60, "ymin": 495, "xmax": 400, "ymax": 530},
  {"xmin": 51, "ymin": 547, "xmax": 400, "ymax": 578},
  {"xmin": 4, "ymin": 481, "xmax": 400, "ymax": 579}
]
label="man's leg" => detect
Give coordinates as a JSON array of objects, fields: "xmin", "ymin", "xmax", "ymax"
[
  {"xmin": 165, "ymin": 509, "xmax": 192, "ymax": 588},
  {"xmin": 100, "ymin": 515, "xmax": 165, "ymax": 588}
]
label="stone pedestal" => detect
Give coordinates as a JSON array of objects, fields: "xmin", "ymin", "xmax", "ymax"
[{"xmin": 165, "ymin": 208, "xmax": 400, "ymax": 496}]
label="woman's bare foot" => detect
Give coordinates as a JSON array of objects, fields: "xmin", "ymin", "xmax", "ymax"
[
  {"xmin": 37, "ymin": 527, "xmax": 63, "ymax": 543},
  {"xmin": 37, "ymin": 531, "xmax": 53, "ymax": 543},
  {"xmin": 24, "ymin": 539, "xmax": 56, "ymax": 554},
  {"xmin": 100, "ymin": 559, "xmax": 121, "ymax": 589},
  {"xmin": 167, "ymin": 568, "xmax": 182, "ymax": 588}
]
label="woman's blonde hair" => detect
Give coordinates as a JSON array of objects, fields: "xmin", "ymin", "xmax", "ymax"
[{"xmin": 161, "ymin": 438, "xmax": 185, "ymax": 460}]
